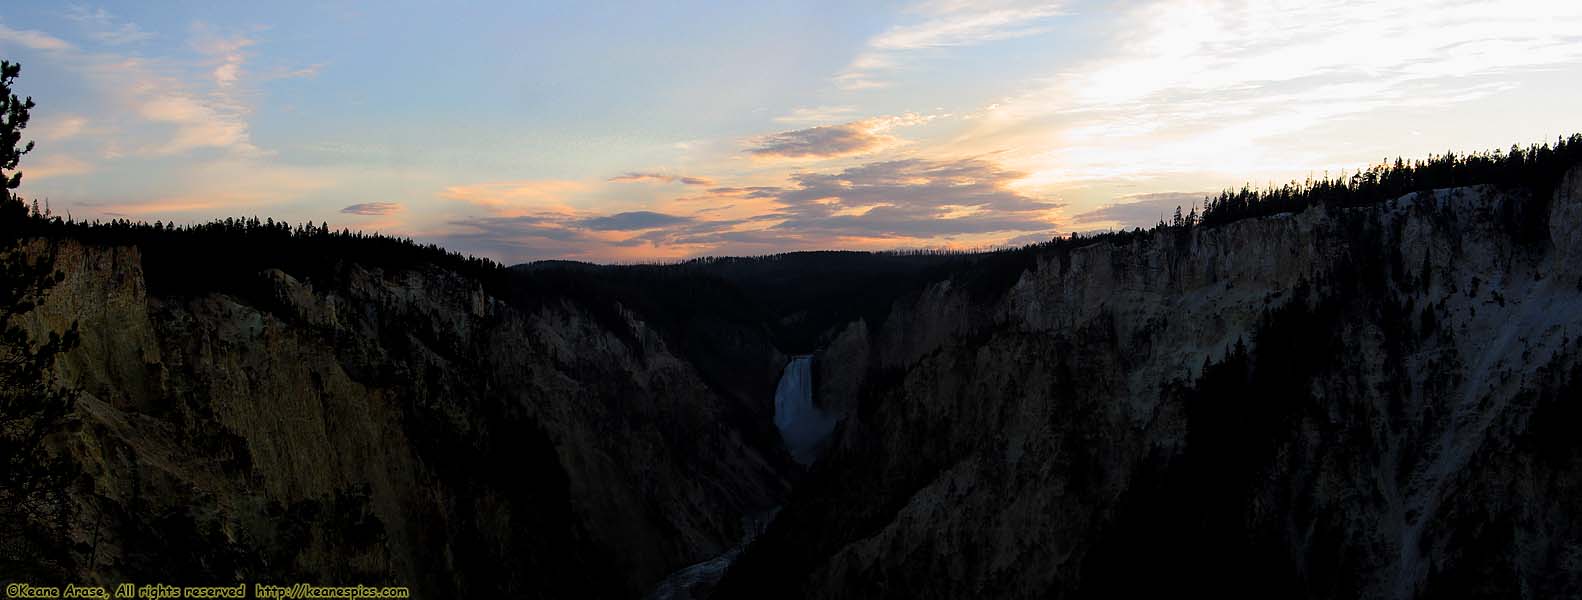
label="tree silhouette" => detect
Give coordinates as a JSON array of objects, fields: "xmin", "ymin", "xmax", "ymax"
[{"xmin": 0, "ymin": 60, "xmax": 81, "ymax": 578}]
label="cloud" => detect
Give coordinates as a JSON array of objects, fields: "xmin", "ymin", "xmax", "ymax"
[
  {"xmin": 1069, "ymin": 192, "xmax": 1208, "ymax": 229},
  {"xmin": 438, "ymin": 216, "xmax": 609, "ymax": 263},
  {"xmin": 31, "ymin": 17, "xmax": 294, "ymax": 164},
  {"xmin": 63, "ymin": 157, "xmax": 344, "ymax": 218},
  {"xmin": 969, "ymin": 0, "xmax": 1582, "ymax": 187},
  {"xmin": 34, "ymin": 115, "xmax": 88, "ymax": 141},
  {"xmin": 608, "ymin": 172, "xmax": 669, "ymax": 183},
  {"xmin": 190, "ymin": 25, "xmax": 255, "ymax": 89},
  {"xmin": 575, "ymin": 211, "xmax": 691, "ymax": 231},
  {"xmin": 260, "ymin": 64, "xmax": 324, "ymax": 81},
  {"xmin": 608, "ymin": 172, "xmax": 715, "ymax": 186},
  {"xmin": 0, "ymin": 23, "xmax": 74, "ymax": 51},
  {"xmin": 774, "ymin": 105, "xmax": 859, "ymax": 124},
  {"xmin": 0, "ymin": 14, "xmax": 379, "ymax": 230},
  {"xmin": 762, "ymin": 157, "xmax": 1059, "ymax": 238},
  {"xmin": 837, "ymin": 1, "xmax": 1064, "ymax": 89},
  {"xmin": 747, "ymin": 123, "xmax": 882, "ymax": 159},
  {"xmin": 434, "ymin": 155, "xmax": 1057, "ymax": 263},
  {"xmin": 21, "ymin": 154, "xmax": 93, "ymax": 180},
  {"xmin": 706, "ymin": 186, "xmax": 779, "ymax": 196},
  {"xmin": 134, "ymin": 92, "xmax": 254, "ymax": 154},
  {"xmin": 66, "ymin": 6, "xmax": 154, "ymax": 45},
  {"xmin": 746, "ymin": 113, "xmax": 938, "ymax": 159},
  {"xmin": 443, "ymin": 210, "xmax": 755, "ymax": 263},
  {"xmin": 441, "ymin": 179, "xmax": 586, "ymax": 214},
  {"xmin": 871, "ymin": 1, "xmax": 1064, "ymax": 50},
  {"xmin": 1056, "ymin": 1, "xmax": 1582, "ymax": 109},
  {"xmin": 12, "ymin": 23, "xmax": 272, "ymax": 158},
  {"xmin": 340, "ymin": 202, "xmax": 403, "ymax": 216}
]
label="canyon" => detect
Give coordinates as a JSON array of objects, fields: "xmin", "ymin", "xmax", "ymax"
[{"xmin": 8, "ymin": 163, "xmax": 1582, "ymax": 598}]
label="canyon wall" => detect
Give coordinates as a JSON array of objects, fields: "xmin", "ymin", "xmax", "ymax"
[
  {"xmin": 20, "ymin": 240, "xmax": 793, "ymax": 598},
  {"xmin": 13, "ymin": 166, "xmax": 1582, "ymax": 599},
  {"xmin": 720, "ymin": 167, "xmax": 1582, "ymax": 599}
]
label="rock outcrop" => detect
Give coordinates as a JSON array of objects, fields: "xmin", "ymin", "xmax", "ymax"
[
  {"xmin": 22, "ymin": 242, "xmax": 792, "ymax": 598},
  {"xmin": 15, "ymin": 165, "xmax": 1582, "ymax": 599},
  {"xmin": 717, "ymin": 168, "xmax": 1582, "ymax": 599}
]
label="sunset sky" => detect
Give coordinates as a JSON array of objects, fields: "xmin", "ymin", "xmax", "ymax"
[{"xmin": 2, "ymin": 1, "xmax": 1580, "ymax": 263}]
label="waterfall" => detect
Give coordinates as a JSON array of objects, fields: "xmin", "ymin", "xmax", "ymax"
[
  {"xmin": 645, "ymin": 358, "xmax": 826, "ymax": 599},
  {"xmin": 773, "ymin": 355, "xmax": 835, "ymax": 465}
]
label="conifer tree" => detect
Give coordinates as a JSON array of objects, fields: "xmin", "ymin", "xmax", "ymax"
[{"xmin": 0, "ymin": 60, "xmax": 81, "ymax": 577}]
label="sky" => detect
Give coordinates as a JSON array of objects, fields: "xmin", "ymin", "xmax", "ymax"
[{"xmin": 1, "ymin": 0, "xmax": 1580, "ymax": 264}]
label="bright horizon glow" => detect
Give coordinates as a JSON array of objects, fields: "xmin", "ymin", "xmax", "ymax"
[{"xmin": 2, "ymin": 1, "xmax": 1579, "ymax": 263}]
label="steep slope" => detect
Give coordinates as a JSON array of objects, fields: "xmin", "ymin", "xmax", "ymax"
[
  {"xmin": 12, "ymin": 151, "xmax": 1581, "ymax": 600},
  {"xmin": 716, "ymin": 166, "xmax": 1582, "ymax": 599},
  {"xmin": 19, "ymin": 241, "xmax": 794, "ymax": 598}
]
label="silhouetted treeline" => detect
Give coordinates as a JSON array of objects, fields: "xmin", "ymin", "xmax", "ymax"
[
  {"xmin": 933, "ymin": 134, "xmax": 1582, "ymax": 303},
  {"xmin": 16, "ymin": 212, "xmax": 508, "ymax": 301},
  {"xmin": 988, "ymin": 134, "xmax": 1582, "ymax": 262},
  {"xmin": 1199, "ymin": 134, "xmax": 1582, "ymax": 227},
  {"xmin": 8, "ymin": 134, "xmax": 1580, "ymax": 348},
  {"xmin": 516, "ymin": 251, "xmax": 971, "ymax": 354}
]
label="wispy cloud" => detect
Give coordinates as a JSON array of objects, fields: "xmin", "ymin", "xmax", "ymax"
[
  {"xmin": 625, "ymin": 157, "xmax": 1060, "ymax": 253},
  {"xmin": 34, "ymin": 115, "xmax": 89, "ymax": 141},
  {"xmin": 970, "ymin": 0, "xmax": 1582, "ymax": 187},
  {"xmin": 608, "ymin": 172, "xmax": 715, "ymax": 186},
  {"xmin": 2, "ymin": 19, "xmax": 273, "ymax": 161},
  {"xmin": 0, "ymin": 23, "xmax": 74, "ymax": 51},
  {"xmin": 22, "ymin": 154, "xmax": 93, "ymax": 181},
  {"xmin": 68, "ymin": 157, "xmax": 343, "ymax": 217},
  {"xmin": 190, "ymin": 24, "xmax": 255, "ymax": 89},
  {"xmin": 872, "ymin": 1, "xmax": 1064, "ymax": 50},
  {"xmin": 837, "ymin": 0, "xmax": 1064, "ymax": 89},
  {"xmin": 576, "ymin": 210, "xmax": 692, "ymax": 231},
  {"xmin": 441, "ymin": 179, "xmax": 587, "ymax": 215},
  {"xmin": 438, "ymin": 155, "xmax": 1058, "ymax": 262},
  {"xmin": 746, "ymin": 113, "xmax": 939, "ymax": 159},
  {"xmin": 774, "ymin": 105, "xmax": 859, "ymax": 124},
  {"xmin": 133, "ymin": 90, "xmax": 255, "ymax": 155},
  {"xmin": 747, "ymin": 122, "xmax": 886, "ymax": 158},
  {"xmin": 66, "ymin": 6, "xmax": 155, "ymax": 45},
  {"xmin": 340, "ymin": 202, "xmax": 403, "ymax": 216},
  {"xmin": 761, "ymin": 157, "xmax": 1058, "ymax": 238},
  {"xmin": 259, "ymin": 63, "xmax": 324, "ymax": 81}
]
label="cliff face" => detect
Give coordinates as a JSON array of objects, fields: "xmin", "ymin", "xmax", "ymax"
[
  {"xmin": 719, "ymin": 167, "xmax": 1582, "ymax": 599},
  {"xmin": 16, "ymin": 165, "xmax": 1582, "ymax": 599},
  {"xmin": 23, "ymin": 241, "xmax": 792, "ymax": 598}
]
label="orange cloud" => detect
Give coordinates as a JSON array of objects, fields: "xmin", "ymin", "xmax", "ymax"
[
  {"xmin": 608, "ymin": 172, "xmax": 716, "ymax": 186},
  {"xmin": 0, "ymin": 23, "xmax": 73, "ymax": 51},
  {"xmin": 86, "ymin": 199, "xmax": 222, "ymax": 215},
  {"xmin": 340, "ymin": 202, "xmax": 403, "ymax": 216},
  {"xmin": 430, "ymin": 154, "xmax": 1062, "ymax": 264},
  {"xmin": 136, "ymin": 93, "xmax": 253, "ymax": 154},
  {"xmin": 745, "ymin": 113, "xmax": 940, "ymax": 159},
  {"xmin": 440, "ymin": 179, "xmax": 588, "ymax": 215},
  {"xmin": 23, "ymin": 154, "xmax": 93, "ymax": 180},
  {"xmin": 35, "ymin": 115, "xmax": 89, "ymax": 141}
]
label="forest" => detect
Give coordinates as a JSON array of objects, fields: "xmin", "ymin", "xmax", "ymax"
[
  {"xmin": 18, "ymin": 136, "xmax": 1579, "ymax": 284},
  {"xmin": 0, "ymin": 131, "xmax": 1575, "ymax": 364}
]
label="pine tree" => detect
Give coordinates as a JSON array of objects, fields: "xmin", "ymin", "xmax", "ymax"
[{"xmin": 0, "ymin": 60, "xmax": 82, "ymax": 577}]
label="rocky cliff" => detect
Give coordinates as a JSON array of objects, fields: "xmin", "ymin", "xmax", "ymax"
[
  {"xmin": 13, "ymin": 163, "xmax": 1582, "ymax": 599},
  {"xmin": 719, "ymin": 166, "xmax": 1582, "ymax": 599},
  {"xmin": 19, "ymin": 239, "xmax": 794, "ymax": 598}
]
